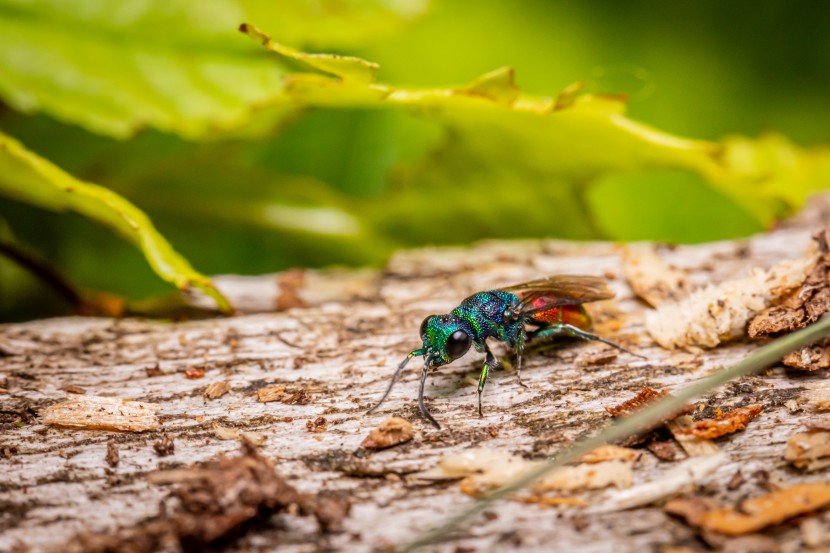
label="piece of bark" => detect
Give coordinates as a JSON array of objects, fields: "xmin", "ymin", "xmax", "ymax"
[
  {"xmin": 689, "ymin": 483, "xmax": 830, "ymax": 536},
  {"xmin": 360, "ymin": 417, "xmax": 414, "ymax": 450},
  {"xmin": 62, "ymin": 442, "xmax": 350, "ymax": 553},
  {"xmin": 801, "ymin": 517, "xmax": 829, "ymax": 548},
  {"xmin": 668, "ymin": 416, "xmax": 720, "ymax": 457},
  {"xmin": 433, "ymin": 448, "xmax": 633, "ymax": 496},
  {"xmin": 213, "ymin": 426, "xmax": 267, "ymax": 446},
  {"xmin": 806, "ymin": 382, "xmax": 830, "ymax": 411},
  {"xmin": 306, "ymin": 417, "xmax": 327, "ymax": 433},
  {"xmin": 203, "ymin": 381, "xmax": 230, "ymax": 400},
  {"xmin": 785, "ymin": 430, "xmax": 830, "ymax": 471},
  {"xmin": 749, "ymin": 229, "xmax": 830, "ymax": 338},
  {"xmin": 674, "ymin": 405, "xmax": 762, "ymax": 440},
  {"xmin": 183, "ymin": 367, "xmax": 204, "ymax": 379},
  {"xmin": 596, "ymin": 454, "xmax": 726, "ymax": 513},
  {"xmin": 646, "ymin": 440, "xmax": 684, "ymax": 461},
  {"xmin": 257, "ymin": 385, "xmax": 312, "ymax": 405},
  {"xmin": 153, "ymin": 434, "xmax": 175, "ymax": 457},
  {"xmin": 782, "ymin": 339, "xmax": 830, "ymax": 370},
  {"xmin": 105, "ymin": 441, "xmax": 119, "ymax": 468},
  {"xmin": 40, "ymin": 396, "xmax": 160, "ymax": 432},
  {"xmin": 578, "ymin": 445, "xmax": 640, "ymax": 464}
]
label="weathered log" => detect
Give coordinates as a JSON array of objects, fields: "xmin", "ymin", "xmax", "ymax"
[{"xmin": 2, "ymin": 195, "xmax": 830, "ymax": 553}]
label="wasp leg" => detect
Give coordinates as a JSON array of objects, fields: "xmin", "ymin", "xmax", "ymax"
[
  {"xmin": 514, "ymin": 329, "xmax": 529, "ymax": 389},
  {"xmin": 477, "ymin": 343, "xmax": 498, "ymax": 417},
  {"xmin": 530, "ymin": 323, "xmax": 645, "ymax": 358},
  {"xmin": 418, "ymin": 361, "xmax": 441, "ymax": 429}
]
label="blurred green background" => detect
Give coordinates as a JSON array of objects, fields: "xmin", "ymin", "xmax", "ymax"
[{"xmin": 1, "ymin": 0, "xmax": 829, "ymax": 321}]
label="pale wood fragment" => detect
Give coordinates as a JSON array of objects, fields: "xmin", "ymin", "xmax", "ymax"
[{"xmin": 39, "ymin": 395, "xmax": 160, "ymax": 431}]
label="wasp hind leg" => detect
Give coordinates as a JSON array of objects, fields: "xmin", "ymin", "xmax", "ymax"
[
  {"xmin": 529, "ymin": 323, "xmax": 644, "ymax": 359},
  {"xmin": 513, "ymin": 330, "xmax": 529, "ymax": 389},
  {"xmin": 477, "ymin": 343, "xmax": 499, "ymax": 417}
]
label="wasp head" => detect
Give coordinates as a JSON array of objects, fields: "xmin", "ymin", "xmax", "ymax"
[{"xmin": 419, "ymin": 314, "xmax": 472, "ymax": 366}]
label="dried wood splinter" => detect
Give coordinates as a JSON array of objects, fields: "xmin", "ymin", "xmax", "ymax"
[{"xmin": 40, "ymin": 396, "xmax": 160, "ymax": 432}]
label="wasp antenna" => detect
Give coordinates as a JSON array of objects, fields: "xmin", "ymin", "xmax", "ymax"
[
  {"xmin": 418, "ymin": 356, "xmax": 441, "ymax": 429},
  {"xmin": 366, "ymin": 348, "xmax": 425, "ymax": 415}
]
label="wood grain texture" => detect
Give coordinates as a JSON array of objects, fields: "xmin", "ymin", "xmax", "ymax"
[{"xmin": 2, "ymin": 197, "xmax": 830, "ymax": 553}]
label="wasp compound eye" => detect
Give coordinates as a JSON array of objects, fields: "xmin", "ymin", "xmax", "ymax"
[
  {"xmin": 446, "ymin": 330, "xmax": 471, "ymax": 359},
  {"xmin": 419, "ymin": 315, "xmax": 436, "ymax": 341}
]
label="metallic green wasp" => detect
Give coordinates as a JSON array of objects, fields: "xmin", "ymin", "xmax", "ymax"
[{"xmin": 367, "ymin": 275, "xmax": 642, "ymax": 428}]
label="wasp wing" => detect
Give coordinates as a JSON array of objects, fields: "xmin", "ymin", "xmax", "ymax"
[{"xmin": 502, "ymin": 275, "xmax": 615, "ymax": 316}]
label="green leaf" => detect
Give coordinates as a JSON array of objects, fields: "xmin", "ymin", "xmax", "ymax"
[
  {"xmin": 0, "ymin": 131, "xmax": 232, "ymax": 313},
  {"xmin": 0, "ymin": 0, "xmax": 425, "ymax": 138},
  {"xmin": 246, "ymin": 33, "xmax": 828, "ymax": 235},
  {"xmin": 239, "ymin": 23, "xmax": 379, "ymax": 83},
  {"xmin": 586, "ymin": 169, "xmax": 764, "ymax": 243}
]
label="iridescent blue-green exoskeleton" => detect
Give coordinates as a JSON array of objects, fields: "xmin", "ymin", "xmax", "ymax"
[{"xmin": 367, "ymin": 275, "xmax": 642, "ymax": 428}]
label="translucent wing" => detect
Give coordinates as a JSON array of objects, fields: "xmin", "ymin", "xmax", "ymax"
[{"xmin": 502, "ymin": 275, "xmax": 614, "ymax": 316}]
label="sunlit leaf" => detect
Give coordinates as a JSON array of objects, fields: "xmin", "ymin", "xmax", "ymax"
[
  {"xmin": 0, "ymin": 0, "xmax": 427, "ymax": 138},
  {"xmin": 0, "ymin": 131, "xmax": 232, "ymax": 313},
  {"xmin": 241, "ymin": 24, "xmax": 829, "ymax": 238}
]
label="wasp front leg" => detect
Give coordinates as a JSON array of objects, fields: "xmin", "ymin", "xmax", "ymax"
[{"xmin": 477, "ymin": 342, "xmax": 499, "ymax": 417}]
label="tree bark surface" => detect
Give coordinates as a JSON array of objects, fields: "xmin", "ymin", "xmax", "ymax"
[{"xmin": 2, "ymin": 197, "xmax": 830, "ymax": 553}]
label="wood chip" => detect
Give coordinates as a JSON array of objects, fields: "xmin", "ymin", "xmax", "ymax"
[
  {"xmin": 360, "ymin": 417, "xmax": 414, "ymax": 450},
  {"xmin": 646, "ymin": 439, "xmax": 685, "ymax": 461},
  {"xmin": 515, "ymin": 495, "xmax": 589, "ymax": 508},
  {"xmin": 203, "ymin": 381, "xmax": 230, "ymax": 400},
  {"xmin": 665, "ymin": 496, "xmax": 718, "ymax": 525},
  {"xmin": 276, "ymin": 268, "xmax": 307, "ymax": 310},
  {"xmin": 801, "ymin": 517, "xmax": 829, "ymax": 548},
  {"xmin": 306, "ymin": 417, "xmax": 327, "ymax": 433},
  {"xmin": 595, "ymin": 453, "xmax": 726, "ymax": 513},
  {"xmin": 675, "ymin": 405, "xmax": 762, "ymax": 440},
  {"xmin": 668, "ymin": 415, "xmax": 720, "ymax": 456},
  {"xmin": 212, "ymin": 426, "xmax": 267, "ymax": 446},
  {"xmin": 183, "ymin": 366, "xmax": 205, "ymax": 379},
  {"xmin": 782, "ymin": 340, "xmax": 830, "ymax": 371},
  {"xmin": 153, "ymin": 434, "xmax": 175, "ymax": 457},
  {"xmin": 785, "ymin": 430, "xmax": 830, "ymax": 471},
  {"xmin": 105, "ymin": 441, "xmax": 119, "ymax": 468},
  {"xmin": 579, "ymin": 445, "xmax": 640, "ymax": 464},
  {"xmin": 693, "ymin": 483, "xmax": 830, "ymax": 535},
  {"xmin": 145, "ymin": 365, "xmax": 163, "ymax": 377},
  {"xmin": 437, "ymin": 448, "xmax": 633, "ymax": 496},
  {"xmin": 61, "ymin": 385, "xmax": 86, "ymax": 395},
  {"xmin": 257, "ymin": 385, "xmax": 312, "ymax": 404},
  {"xmin": 726, "ymin": 470, "xmax": 745, "ymax": 491},
  {"xmin": 577, "ymin": 348, "xmax": 618, "ymax": 366},
  {"xmin": 621, "ymin": 245, "xmax": 689, "ymax": 307},
  {"xmin": 806, "ymin": 381, "xmax": 830, "ymax": 411},
  {"xmin": 40, "ymin": 396, "xmax": 160, "ymax": 432}
]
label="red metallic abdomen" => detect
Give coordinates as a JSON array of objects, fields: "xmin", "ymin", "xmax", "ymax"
[{"xmin": 529, "ymin": 302, "xmax": 592, "ymax": 329}]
